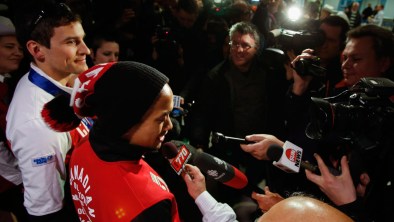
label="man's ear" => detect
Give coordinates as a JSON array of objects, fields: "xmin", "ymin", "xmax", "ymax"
[
  {"xmin": 26, "ymin": 40, "xmax": 45, "ymax": 62},
  {"xmin": 379, "ymin": 57, "xmax": 391, "ymax": 74}
]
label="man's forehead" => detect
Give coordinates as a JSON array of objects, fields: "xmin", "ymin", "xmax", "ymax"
[
  {"xmin": 231, "ymin": 33, "xmax": 255, "ymax": 41},
  {"xmin": 347, "ymin": 37, "xmax": 373, "ymax": 50}
]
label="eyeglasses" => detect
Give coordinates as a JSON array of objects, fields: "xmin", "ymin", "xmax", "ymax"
[
  {"xmin": 29, "ymin": 3, "xmax": 73, "ymax": 37},
  {"xmin": 229, "ymin": 41, "xmax": 255, "ymax": 51}
]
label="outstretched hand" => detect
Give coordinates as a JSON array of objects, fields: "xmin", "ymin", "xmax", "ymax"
[
  {"xmin": 305, "ymin": 154, "xmax": 357, "ymax": 206},
  {"xmin": 252, "ymin": 186, "xmax": 284, "ymax": 213}
]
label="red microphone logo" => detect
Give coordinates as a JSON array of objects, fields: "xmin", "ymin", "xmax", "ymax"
[
  {"xmin": 170, "ymin": 145, "xmax": 192, "ymax": 175},
  {"xmin": 285, "ymin": 148, "xmax": 302, "ymax": 167},
  {"xmin": 285, "ymin": 149, "xmax": 297, "ymax": 162}
]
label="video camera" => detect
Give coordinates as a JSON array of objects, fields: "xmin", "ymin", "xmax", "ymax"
[
  {"xmin": 276, "ymin": 29, "xmax": 325, "ymax": 55},
  {"xmin": 155, "ymin": 25, "xmax": 173, "ymax": 42},
  {"xmin": 292, "ymin": 57, "xmax": 327, "ymax": 77},
  {"xmin": 306, "ymin": 77, "xmax": 394, "ymax": 151},
  {"xmin": 154, "ymin": 25, "xmax": 178, "ymax": 58}
]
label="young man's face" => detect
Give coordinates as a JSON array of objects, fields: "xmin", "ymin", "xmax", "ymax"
[
  {"xmin": 315, "ymin": 23, "xmax": 343, "ymax": 62},
  {"xmin": 125, "ymin": 84, "xmax": 174, "ymax": 149},
  {"xmin": 229, "ymin": 32, "xmax": 258, "ymax": 72},
  {"xmin": 40, "ymin": 21, "xmax": 90, "ymax": 78},
  {"xmin": 0, "ymin": 35, "xmax": 23, "ymax": 74},
  {"xmin": 341, "ymin": 36, "xmax": 390, "ymax": 86}
]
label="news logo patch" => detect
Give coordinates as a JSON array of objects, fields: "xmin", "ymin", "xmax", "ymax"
[
  {"xmin": 32, "ymin": 154, "xmax": 55, "ymax": 167},
  {"xmin": 285, "ymin": 148, "xmax": 301, "ymax": 163},
  {"xmin": 273, "ymin": 141, "xmax": 303, "ymax": 173},
  {"xmin": 207, "ymin": 169, "xmax": 219, "ymax": 178},
  {"xmin": 170, "ymin": 145, "xmax": 192, "ymax": 175}
]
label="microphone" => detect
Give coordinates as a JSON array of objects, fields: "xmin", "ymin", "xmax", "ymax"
[
  {"xmin": 267, "ymin": 142, "xmax": 340, "ymax": 176},
  {"xmin": 161, "ymin": 141, "xmax": 192, "ymax": 175},
  {"xmin": 267, "ymin": 141, "xmax": 303, "ymax": 173},
  {"xmin": 161, "ymin": 140, "xmax": 248, "ymax": 189},
  {"xmin": 212, "ymin": 132, "xmax": 254, "ymax": 145}
]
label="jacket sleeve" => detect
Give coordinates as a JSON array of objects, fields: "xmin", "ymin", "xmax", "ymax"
[{"xmin": 195, "ymin": 191, "xmax": 237, "ymax": 222}]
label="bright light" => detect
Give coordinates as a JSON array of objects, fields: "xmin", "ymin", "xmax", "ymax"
[
  {"xmin": 287, "ymin": 6, "xmax": 302, "ymax": 21},
  {"xmin": 214, "ymin": 0, "xmax": 222, "ymax": 4}
]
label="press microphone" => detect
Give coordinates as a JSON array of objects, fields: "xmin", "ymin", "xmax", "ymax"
[
  {"xmin": 160, "ymin": 141, "xmax": 192, "ymax": 175},
  {"xmin": 212, "ymin": 132, "xmax": 254, "ymax": 145},
  {"xmin": 161, "ymin": 141, "xmax": 248, "ymax": 189},
  {"xmin": 267, "ymin": 142, "xmax": 340, "ymax": 176}
]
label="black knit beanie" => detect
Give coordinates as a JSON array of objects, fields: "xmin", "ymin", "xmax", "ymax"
[{"xmin": 87, "ymin": 61, "xmax": 169, "ymax": 137}]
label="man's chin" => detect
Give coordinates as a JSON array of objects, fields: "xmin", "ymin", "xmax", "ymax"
[
  {"xmin": 344, "ymin": 78, "xmax": 357, "ymax": 87},
  {"xmin": 233, "ymin": 60, "xmax": 246, "ymax": 67},
  {"xmin": 73, "ymin": 64, "xmax": 89, "ymax": 74}
]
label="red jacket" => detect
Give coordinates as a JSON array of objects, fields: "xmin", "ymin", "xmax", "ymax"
[{"xmin": 69, "ymin": 139, "xmax": 181, "ymax": 222}]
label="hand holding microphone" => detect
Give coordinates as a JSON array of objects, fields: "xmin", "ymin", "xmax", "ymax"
[
  {"xmin": 181, "ymin": 164, "xmax": 206, "ymax": 200},
  {"xmin": 266, "ymin": 142, "xmax": 341, "ymax": 175},
  {"xmin": 161, "ymin": 140, "xmax": 248, "ymax": 189},
  {"xmin": 212, "ymin": 132, "xmax": 255, "ymax": 145},
  {"xmin": 239, "ymin": 134, "xmax": 284, "ymax": 160}
]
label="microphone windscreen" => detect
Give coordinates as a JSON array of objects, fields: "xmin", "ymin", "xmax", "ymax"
[
  {"xmin": 267, "ymin": 144, "xmax": 283, "ymax": 161},
  {"xmin": 161, "ymin": 142, "xmax": 179, "ymax": 159}
]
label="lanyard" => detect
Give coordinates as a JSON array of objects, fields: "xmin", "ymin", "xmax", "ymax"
[
  {"xmin": 28, "ymin": 68, "xmax": 95, "ymax": 130},
  {"xmin": 28, "ymin": 68, "xmax": 68, "ymax": 96}
]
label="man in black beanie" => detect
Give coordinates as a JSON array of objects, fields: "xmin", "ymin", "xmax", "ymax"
[{"xmin": 42, "ymin": 61, "xmax": 236, "ymax": 221}]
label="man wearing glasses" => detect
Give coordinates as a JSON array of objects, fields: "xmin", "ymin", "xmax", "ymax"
[
  {"xmin": 189, "ymin": 21, "xmax": 288, "ymax": 215},
  {"xmin": 5, "ymin": 1, "xmax": 91, "ymax": 221}
]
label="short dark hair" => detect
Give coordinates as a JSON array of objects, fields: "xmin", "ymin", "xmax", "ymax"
[
  {"xmin": 321, "ymin": 15, "xmax": 350, "ymax": 50},
  {"xmin": 346, "ymin": 25, "xmax": 394, "ymax": 59},
  {"xmin": 176, "ymin": 0, "xmax": 199, "ymax": 15},
  {"xmin": 14, "ymin": 0, "xmax": 81, "ymax": 49},
  {"xmin": 88, "ymin": 31, "xmax": 120, "ymax": 55}
]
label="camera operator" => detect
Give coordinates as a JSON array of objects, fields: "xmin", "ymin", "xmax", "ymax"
[
  {"xmin": 242, "ymin": 24, "xmax": 394, "ymax": 221},
  {"xmin": 288, "ymin": 24, "xmax": 394, "ymax": 152},
  {"xmin": 252, "ymin": 0, "xmax": 283, "ymax": 48},
  {"xmin": 285, "ymin": 16, "xmax": 348, "ymax": 163},
  {"xmin": 314, "ymin": 25, "xmax": 393, "ymax": 221},
  {"xmin": 148, "ymin": 0, "xmax": 207, "ymax": 103},
  {"xmin": 276, "ymin": 16, "xmax": 351, "ymax": 198}
]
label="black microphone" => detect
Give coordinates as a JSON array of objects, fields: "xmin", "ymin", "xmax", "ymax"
[
  {"xmin": 161, "ymin": 140, "xmax": 248, "ymax": 189},
  {"xmin": 212, "ymin": 132, "xmax": 254, "ymax": 145},
  {"xmin": 267, "ymin": 143, "xmax": 340, "ymax": 176}
]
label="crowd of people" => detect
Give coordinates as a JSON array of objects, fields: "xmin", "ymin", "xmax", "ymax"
[{"xmin": 0, "ymin": 0, "xmax": 393, "ymax": 222}]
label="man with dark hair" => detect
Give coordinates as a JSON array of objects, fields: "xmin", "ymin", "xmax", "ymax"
[
  {"xmin": 5, "ymin": 1, "xmax": 91, "ymax": 220},
  {"xmin": 361, "ymin": 3, "xmax": 373, "ymax": 23},
  {"xmin": 285, "ymin": 15, "xmax": 350, "ymax": 175},
  {"xmin": 149, "ymin": 0, "xmax": 206, "ymax": 102},
  {"xmin": 307, "ymin": 25, "xmax": 394, "ymax": 221}
]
